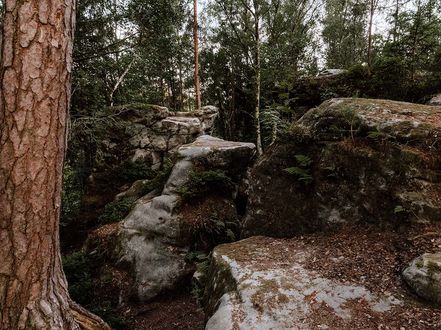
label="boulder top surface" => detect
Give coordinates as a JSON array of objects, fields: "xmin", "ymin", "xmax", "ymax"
[
  {"xmin": 299, "ymin": 98, "xmax": 441, "ymax": 141},
  {"xmin": 205, "ymin": 223, "xmax": 441, "ymax": 330}
]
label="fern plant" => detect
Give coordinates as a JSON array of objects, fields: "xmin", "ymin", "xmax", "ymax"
[{"xmin": 284, "ymin": 154, "xmax": 313, "ymax": 184}]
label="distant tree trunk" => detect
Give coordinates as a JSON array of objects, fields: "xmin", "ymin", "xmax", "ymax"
[
  {"xmin": 393, "ymin": 0, "xmax": 400, "ymax": 42},
  {"xmin": 0, "ymin": 1, "xmax": 109, "ymax": 329},
  {"xmin": 193, "ymin": 0, "xmax": 201, "ymax": 110},
  {"xmin": 367, "ymin": 0, "xmax": 375, "ymax": 73},
  {"xmin": 253, "ymin": 0, "xmax": 263, "ymax": 156}
]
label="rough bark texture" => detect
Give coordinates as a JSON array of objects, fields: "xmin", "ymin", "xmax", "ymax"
[{"xmin": 0, "ymin": 1, "xmax": 108, "ymax": 329}]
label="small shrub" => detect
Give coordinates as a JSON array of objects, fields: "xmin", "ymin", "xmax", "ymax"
[
  {"xmin": 179, "ymin": 170, "xmax": 235, "ymax": 200},
  {"xmin": 98, "ymin": 197, "xmax": 136, "ymax": 224},
  {"xmin": 62, "ymin": 251, "xmax": 126, "ymax": 329},
  {"xmin": 188, "ymin": 213, "xmax": 239, "ymax": 251}
]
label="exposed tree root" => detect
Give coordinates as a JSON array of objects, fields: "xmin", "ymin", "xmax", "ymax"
[{"xmin": 70, "ymin": 301, "xmax": 111, "ymax": 330}]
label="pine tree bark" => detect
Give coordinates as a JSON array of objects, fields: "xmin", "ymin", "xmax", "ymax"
[{"xmin": 0, "ymin": 1, "xmax": 109, "ymax": 329}]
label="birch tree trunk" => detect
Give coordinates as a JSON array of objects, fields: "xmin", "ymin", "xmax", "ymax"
[{"xmin": 0, "ymin": 1, "xmax": 109, "ymax": 329}]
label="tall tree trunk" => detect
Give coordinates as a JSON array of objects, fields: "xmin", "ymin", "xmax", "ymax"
[
  {"xmin": 393, "ymin": 0, "xmax": 400, "ymax": 42},
  {"xmin": 254, "ymin": 1, "xmax": 263, "ymax": 156},
  {"xmin": 0, "ymin": 1, "xmax": 109, "ymax": 329},
  {"xmin": 367, "ymin": 0, "xmax": 375, "ymax": 73},
  {"xmin": 193, "ymin": 0, "xmax": 201, "ymax": 110}
]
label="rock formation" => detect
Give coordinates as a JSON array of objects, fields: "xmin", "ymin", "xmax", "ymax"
[
  {"xmin": 428, "ymin": 93, "xmax": 441, "ymax": 106},
  {"xmin": 118, "ymin": 136, "xmax": 255, "ymax": 301},
  {"xmin": 243, "ymin": 98, "xmax": 441, "ymax": 238},
  {"xmin": 403, "ymin": 253, "xmax": 441, "ymax": 305}
]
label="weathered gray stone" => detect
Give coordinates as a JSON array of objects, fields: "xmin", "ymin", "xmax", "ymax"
[
  {"xmin": 428, "ymin": 94, "xmax": 441, "ymax": 106},
  {"xmin": 82, "ymin": 105, "xmax": 220, "ymax": 215},
  {"xmin": 204, "ymin": 237, "xmax": 401, "ymax": 330},
  {"xmin": 403, "ymin": 253, "xmax": 441, "ymax": 305},
  {"xmin": 118, "ymin": 136, "xmax": 255, "ymax": 301}
]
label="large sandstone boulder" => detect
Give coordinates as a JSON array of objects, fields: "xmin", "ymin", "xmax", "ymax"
[
  {"xmin": 403, "ymin": 253, "xmax": 441, "ymax": 305},
  {"xmin": 203, "ymin": 236, "xmax": 403, "ymax": 330},
  {"xmin": 243, "ymin": 98, "xmax": 441, "ymax": 238},
  {"xmin": 118, "ymin": 136, "xmax": 255, "ymax": 301}
]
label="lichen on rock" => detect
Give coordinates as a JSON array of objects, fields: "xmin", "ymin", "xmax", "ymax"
[{"xmin": 403, "ymin": 253, "xmax": 441, "ymax": 305}]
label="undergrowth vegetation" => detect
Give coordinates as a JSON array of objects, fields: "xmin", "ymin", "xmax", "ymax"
[
  {"xmin": 179, "ymin": 170, "xmax": 235, "ymax": 200},
  {"xmin": 62, "ymin": 251, "xmax": 126, "ymax": 329}
]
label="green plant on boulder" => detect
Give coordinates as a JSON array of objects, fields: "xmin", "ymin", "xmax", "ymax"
[
  {"xmin": 190, "ymin": 213, "xmax": 238, "ymax": 250},
  {"xmin": 179, "ymin": 170, "xmax": 235, "ymax": 200},
  {"xmin": 284, "ymin": 154, "xmax": 313, "ymax": 184},
  {"xmin": 98, "ymin": 197, "xmax": 136, "ymax": 224}
]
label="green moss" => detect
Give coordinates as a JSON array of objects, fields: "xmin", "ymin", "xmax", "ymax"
[
  {"xmin": 141, "ymin": 159, "xmax": 174, "ymax": 194},
  {"xmin": 427, "ymin": 261, "xmax": 441, "ymax": 273},
  {"xmin": 98, "ymin": 197, "xmax": 136, "ymax": 224}
]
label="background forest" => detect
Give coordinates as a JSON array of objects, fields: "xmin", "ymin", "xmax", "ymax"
[{"xmin": 1, "ymin": 0, "xmax": 441, "ymax": 328}]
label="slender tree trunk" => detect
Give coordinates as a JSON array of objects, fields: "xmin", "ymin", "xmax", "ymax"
[
  {"xmin": 393, "ymin": 0, "xmax": 400, "ymax": 42},
  {"xmin": 0, "ymin": 1, "xmax": 109, "ymax": 329},
  {"xmin": 193, "ymin": 0, "xmax": 201, "ymax": 110},
  {"xmin": 367, "ymin": 0, "xmax": 375, "ymax": 73},
  {"xmin": 110, "ymin": 56, "xmax": 135, "ymax": 107},
  {"xmin": 254, "ymin": 1, "xmax": 263, "ymax": 156}
]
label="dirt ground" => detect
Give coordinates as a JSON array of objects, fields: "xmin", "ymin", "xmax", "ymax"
[
  {"xmin": 300, "ymin": 222, "xmax": 441, "ymax": 329},
  {"xmin": 122, "ymin": 291, "xmax": 205, "ymax": 330},
  {"xmin": 112, "ymin": 221, "xmax": 441, "ymax": 329}
]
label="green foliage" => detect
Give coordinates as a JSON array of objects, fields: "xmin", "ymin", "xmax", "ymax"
[
  {"xmin": 98, "ymin": 197, "xmax": 136, "ymax": 224},
  {"xmin": 62, "ymin": 251, "xmax": 93, "ymax": 306},
  {"xmin": 113, "ymin": 160, "xmax": 156, "ymax": 183},
  {"xmin": 322, "ymin": 0, "xmax": 368, "ymax": 68},
  {"xmin": 394, "ymin": 205, "xmax": 406, "ymax": 214},
  {"xmin": 62, "ymin": 251, "xmax": 126, "ymax": 329},
  {"xmin": 284, "ymin": 154, "xmax": 313, "ymax": 184},
  {"xmin": 368, "ymin": 128, "xmax": 386, "ymax": 140},
  {"xmin": 61, "ymin": 164, "xmax": 83, "ymax": 228},
  {"xmin": 179, "ymin": 170, "xmax": 235, "ymax": 200},
  {"xmin": 89, "ymin": 302, "xmax": 126, "ymax": 330}
]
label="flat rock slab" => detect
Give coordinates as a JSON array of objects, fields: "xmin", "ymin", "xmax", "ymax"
[{"xmin": 204, "ymin": 224, "xmax": 441, "ymax": 329}]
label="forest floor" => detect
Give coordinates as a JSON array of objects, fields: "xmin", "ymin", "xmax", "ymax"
[
  {"xmin": 122, "ymin": 290, "xmax": 205, "ymax": 330},
  {"xmin": 84, "ymin": 221, "xmax": 441, "ymax": 329},
  {"xmin": 300, "ymin": 222, "xmax": 441, "ymax": 329}
]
